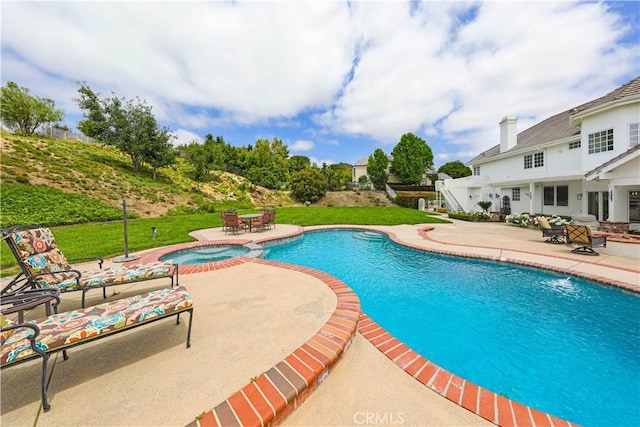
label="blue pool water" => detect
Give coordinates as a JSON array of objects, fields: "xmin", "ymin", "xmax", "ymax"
[
  {"xmin": 264, "ymin": 229, "xmax": 640, "ymax": 426},
  {"xmin": 160, "ymin": 245, "xmax": 249, "ymax": 264}
]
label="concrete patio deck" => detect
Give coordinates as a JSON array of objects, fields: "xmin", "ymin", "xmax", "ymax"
[{"xmin": 1, "ymin": 219, "xmax": 638, "ymax": 426}]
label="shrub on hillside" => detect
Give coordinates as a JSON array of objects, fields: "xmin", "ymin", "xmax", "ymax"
[{"xmin": 290, "ymin": 167, "xmax": 327, "ymax": 202}]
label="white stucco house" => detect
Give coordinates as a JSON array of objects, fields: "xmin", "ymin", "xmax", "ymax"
[{"xmin": 438, "ymin": 76, "xmax": 640, "ymax": 229}]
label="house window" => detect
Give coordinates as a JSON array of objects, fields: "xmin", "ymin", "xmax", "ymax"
[
  {"xmin": 524, "ymin": 153, "xmax": 543, "ymax": 168},
  {"xmin": 512, "ymin": 188, "xmax": 520, "ymax": 201},
  {"xmin": 473, "ymin": 166, "xmax": 480, "ymax": 176},
  {"xmin": 543, "ymin": 185, "xmax": 568, "ymax": 206},
  {"xmin": 588, "ymin": 129, "xmax": 614, "ymax": 154},
  {"xmin": 557, "ymin": 185, "xmax": 568, "ymax": 206},
  {"xmin": 544, "ymin": 186, "xmax": 554, "ymax": 205},
  {"xmin": 569, "ymin": 141, "xmax": 581, "ymax": 149},
  {"xmin": 534, "ymin": 152, "xmax": 544, "ymax": 167},
  {"xmin": 630, "ymin": 123, "xmax": 639, "ymax": 147}
]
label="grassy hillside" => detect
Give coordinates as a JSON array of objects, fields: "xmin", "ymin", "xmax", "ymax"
[{"xmin": 0, "ymin": 132, "xmax": 293, "ymax": 227}]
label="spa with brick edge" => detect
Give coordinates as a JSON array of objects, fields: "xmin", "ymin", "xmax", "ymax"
[{"xmin": 133, "ymin": 225, "xmax": 636, "ymax": 426}]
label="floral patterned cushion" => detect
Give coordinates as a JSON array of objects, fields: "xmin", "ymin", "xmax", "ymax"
[
  {"xmin": 0, "ymin": 315, "xmax": 16, "ymax": 345},
  {"xmin": 40, "ymin": 261, "xmax": 176, "ymax": 291},
  {"xmin": 11, "ymin": 228, "xmax": 59, "ymax": 258},
  {"xmin": 1, "ymin": 286, "xmax": 192, "ymax": 367},
  {"xmin": 8, "ymin": 227, "xmax": 175, "ymax": 292}
]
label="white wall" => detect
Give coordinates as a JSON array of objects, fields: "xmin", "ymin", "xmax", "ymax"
[{"xmin": 579, "ymin": 103, "xmax": 639, "ymax": 172}]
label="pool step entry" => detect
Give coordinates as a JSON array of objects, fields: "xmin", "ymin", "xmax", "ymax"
[{"xmin": 353, "ymin": 231, "xmax": 385, "ymax": 241}]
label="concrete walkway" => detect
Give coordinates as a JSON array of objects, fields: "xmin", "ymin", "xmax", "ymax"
[{"xmin": 1, "ymin": 219, "xmax": 637, "ymax": 426}]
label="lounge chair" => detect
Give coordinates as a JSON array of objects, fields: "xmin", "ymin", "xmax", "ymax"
[
  {"xmin": 564, "ymin": 224, "xmax": 607, "ymax": 255},
  {"xmin": 537, "ymin": 217, "xmax": 565, "ymax": 244},
  {"xmin": 1, "ymin": 286, "xmax": 193, "ymax": 411},
  {"xmin": 1, "ymin": 225, "xmax": 178, "ymax": 307}
]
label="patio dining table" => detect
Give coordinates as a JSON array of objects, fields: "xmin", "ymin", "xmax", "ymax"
[{"xmin": 238, "ymin": 213, "xmax": 261, "ymax": 232}]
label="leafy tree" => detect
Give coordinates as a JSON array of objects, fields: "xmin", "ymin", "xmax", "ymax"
[
  {"xmin": 367, "ymin": 148, "xmax": 389, "ymax": 190},
  {"xmin": 75, "ymin": 83, "xmax": 175, "ymax": 173},
  {"xmin": 183, "ymin": 141, "xmax": 209, "ymax": 190},
  {"xmin": 242, "ymin": 138, "xmax": 289, "ymax": 189},
  {"xmin": 288, "ymin": 155, "xmax": 311, "ymax": 173},
  {"xmin": 438, "ymin": 160, "xmax": 472, "ymax": 178},
  {"xmin": 358, "ymin": 174, "xmax": 370, "ymax": 189},
  {"xmin": 322, "ymin": 162, "xmax": 351, "ymax": 191},
  {"xmin": 1, "ymin": 81, "xmax": 64, "ymax": 135},
  {"xmin": 143, "ymin": 129, "xmax": 177, "ymax": 180},
  {"xmin": 290, "ymin": 167, "xmax": 327, "ymax": 202},
  {"xmin": 203, "ymin": 134, "xmax": 227, "ymax": 172},
  {"xmin": 246, "ymin": 166, "xmax": 282, "ymax": 190},
  {"xmin": 391, "ymin": 133, "xmax": 434, "ymax": 185}
]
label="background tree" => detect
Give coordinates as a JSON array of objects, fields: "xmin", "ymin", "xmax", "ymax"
[
  {"xmin": 183, "ymin": 141, "xmax": 208, "ymax": 190},
  {"xmin": 288, "ymin": 155, "xmax": 311, "ymax": 173},
  {"xmin": 358, "ymin": 174, "xmax": 370, "ymax": 189},
  {"xmin": 391, "ymin": 133, "xmax": 434, "ymax": 185},
  {"xmin": 290, "ymin": 166, "xmax": 327, "ymax": 202},
  {"xmin": 329, "ymin": 163, "xmax": 352, "ymax": 189},
  {"xmin": 1, "ymin": 81, "xmax": 64, "ymax": 135},
  {"xmin": 143, "ymin": 128, "xmax": 177, "ymax": 180},
  {"xmin": 203, "ymin": 134, "xmax": 227, "ymax": 173},
  {"xmin": 438, "ymin": 160, "xmax": 472, "ymax": 178},
  {"xmin": 367, "ymin": 148, "xmax": 389, "ymax": 190},
  {"xmin": 75, "ymin": 83, "xmax": 175, "ymax": 173},
  {"xmin": 242, "ymin": 138, "xmax": 289, "ymax": 189}
]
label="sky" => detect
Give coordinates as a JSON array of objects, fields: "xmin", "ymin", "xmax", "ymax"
[{"xmin": 2, "ymin": 1, "xmax": 639, "ymax": 169}]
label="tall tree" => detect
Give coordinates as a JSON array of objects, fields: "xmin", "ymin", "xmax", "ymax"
[
  {"xmin": 391, "ymin": 133, "xmax": 434, "ymax": 185},
  {"xmin": 438, "ymin": 160, "xmax": 472, "ymax": 178},
  {"xmin": 290, "ymin": 166, "xmax": 327, "ymax": 202},
  {"xmin": 183, "ymin": 141, "xmax": 209, "ymax": 190},
  {"xmin": 367, "ymin": 148, "xmax": 389, "ymax": 190},
  {"xmin": 203, "ymin": 134, "xmax": 227, "ymax": 172},
  {"xmin": 143, "ymin": 127, "xmax": 177, "ymax": 180},
  {"xmin": 75, "ymin": 83, "xmax": 175, "ymax": 173},
  {"xmin": 244, "ymin": 138, "xmax": 289, "ymax": 189},
  {"xmin": 1, "ymin": 81, "xmax": 64, "ymax": 135},
  {"xmin": 288, "ymin": 155, "xmax": 311, "ymax": 173}
]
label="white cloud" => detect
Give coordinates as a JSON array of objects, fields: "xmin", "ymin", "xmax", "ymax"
[
  {"xmin": 317, "ymin": 1, "xmax": 637, "ymax": 154},
  {"xmin": 2, "ymin": 1, "xmax": 637, "ymax": 164},
  {"xmin": 172, "ymin": 129, "xmax": 202, "ymax": 146},
  {"xmin": 308, "ymin": 157, "xmax": 335, "ymax": 167},
  {"xmin": 289, "ymin": 140, "xmax": 315, "ymax": 152}
]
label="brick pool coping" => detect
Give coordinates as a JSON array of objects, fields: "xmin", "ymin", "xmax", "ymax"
[{"xmin": 132, "ymin": 225, "xmax": 637, "ymax": 426}]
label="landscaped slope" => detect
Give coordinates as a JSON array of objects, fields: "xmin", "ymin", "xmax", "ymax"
[{"xmin": 0, "ymin": 133, "xmax": 292, "ymax": 221}]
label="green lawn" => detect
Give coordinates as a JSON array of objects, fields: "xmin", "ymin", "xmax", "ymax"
[{"xmin": 0, "ymin": 207, "xmax": 449, "ymax": 276}]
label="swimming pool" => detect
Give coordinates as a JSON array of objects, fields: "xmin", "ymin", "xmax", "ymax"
[{"xmin": 264, "ymin": 229, "xmax": 640, "ymax": 426}]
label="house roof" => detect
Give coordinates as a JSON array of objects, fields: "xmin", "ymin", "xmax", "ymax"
[
  {"xmin": 584, "ymin": 144, "xmax": 640, "ymax": 181},
  {"xmin": 354, "ymin": 157, "xmax": 368, "ymax": 166},
  {"xmin": 469, "ymin": 76, "xmax": 640, "ymax": 164}
]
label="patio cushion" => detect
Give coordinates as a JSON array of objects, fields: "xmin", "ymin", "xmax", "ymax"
[
  {"xmin": 11, "ymin": 227, "xmax": 59, "ymax": 258},
  {"xmin": 1, "ymin": 286, "xmax": 192, "ymax": 366},
  {"xmin": 33, "ymin": 261, "xmax": 176, "ymax": 291}
]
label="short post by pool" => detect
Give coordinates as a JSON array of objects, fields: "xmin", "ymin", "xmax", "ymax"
[{"xmin": 113, "ymin": 200, "xmax": 140, "ymax": 263}]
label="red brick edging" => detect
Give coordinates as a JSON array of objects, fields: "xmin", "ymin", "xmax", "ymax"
[{"xmin": 186, "ymin": 258, "xmax": 360, "ymax": 427}]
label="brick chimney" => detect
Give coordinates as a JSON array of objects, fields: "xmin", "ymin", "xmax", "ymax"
[{"xmin": 499, "ymin": 116, "xmax": 518, "ymax": 153}]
